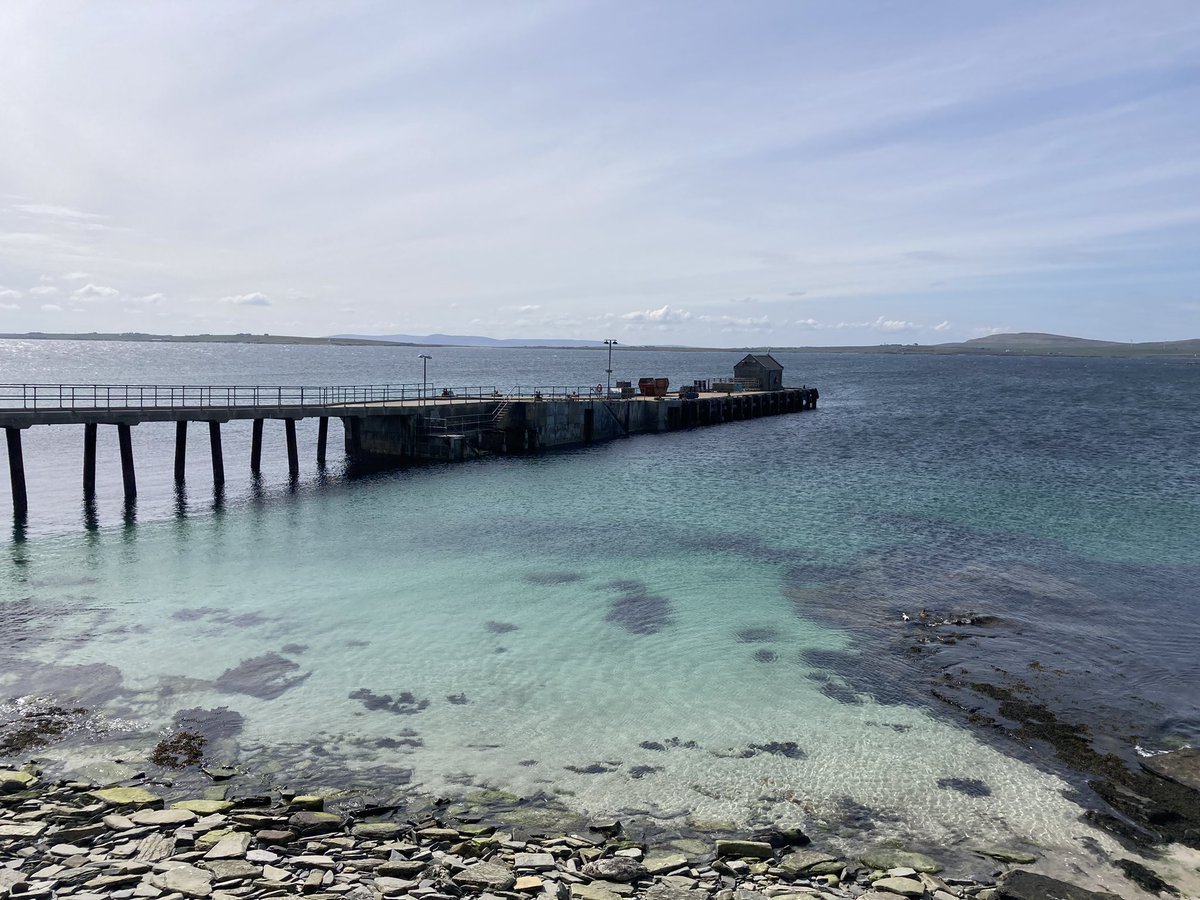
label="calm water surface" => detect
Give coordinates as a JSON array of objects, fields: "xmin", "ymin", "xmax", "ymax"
[{"xmin": 2, "ymin": 340, "xmax": 1198, "ymax": 869}]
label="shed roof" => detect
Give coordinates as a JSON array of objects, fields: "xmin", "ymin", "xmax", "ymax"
[{"xmin": 735, "ymin": 353, "xmax": 783, "ymax": 371}]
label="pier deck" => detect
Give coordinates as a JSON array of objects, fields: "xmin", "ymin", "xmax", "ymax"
[{"xmin": 0, "ymin": 381, "xmax": 818, "ymax": 518}]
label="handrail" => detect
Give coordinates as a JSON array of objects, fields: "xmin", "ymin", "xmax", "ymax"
[{"xmin": 0, "ymin": 383, "xmax": 498, "ymax": 411}]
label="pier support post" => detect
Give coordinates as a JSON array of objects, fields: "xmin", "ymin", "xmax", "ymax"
[
  {"xmin": 117, "ymin": 423, "xmax": 137, "ymax": 500},
  {"xmin": 83, "ymin": 423, "xmax": 97, "ymax": 497},
  {"xmin": 285, "ymin": 419, "xmax": 299, "ymax": 477},
  {"xmin": 250, "ymin": 418, "xmax": 263, "ymax": 473},
  {"xmin": 317, "ymin": 416, "xmax": 328, "ymax": 466},
  {"xmin": 174, "ymin": 421, "xmax": 187, "ymax": 483},
  {"xmin": 208, "ymin": 421, "xmax": 224, "ymax": 487},
  {"xmin": 6, "ymin": 427, "xmax": 27, "ymax": 517}
]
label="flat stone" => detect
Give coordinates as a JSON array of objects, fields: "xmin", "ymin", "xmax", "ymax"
[
  {"xmin": 173, "ymin": 801, "xmax": 236, "ymax": 815},
  {"xmin": 996, "ymin": 871, "xmax": 1121, "ymax": 900},
  {"xmin": 293, "ymin": 855, "xmax": 338, "ymax": 868},
  {"xmin": 872, "ymin": 877, "xmax": 925, "ymax": 898},
  {"xmin": 643, "ymin": 853, "xmax": 688, "ymax": 875},
  {"xmin": 152, "ymin": 863, "xmax": 214, "ymax": 898},
  {"xmin": 714, "ymin": 840, "xmax": 773, "ymax": 860},
  {"xmin": 202, "ymin": 859, "xmax": 261, "ymax": 880},
  {"xmin": 375, "ymin": 876, "xmax": 418, "ymax": 895},
  {"xmin": 417, "ymin": 827, "xmax": 461, "ymax": 842},
  {"xmin": 132, "ymin": 809, "xmax": 199, "ymax": 827},
  {"xmin": 262, "ymin": 864, "xmax": 292, "ymax": 881},
  {"xmin": 976, "ymin": 847, "xmax": 1037, "ymax": 865},
  {"xmin": 594, "ymin": 881, "xmax": 635, "ymax": 897},
  {"xmin": 887, "ymin": 867, "xmax": 918, "ymax": 878},
  {"xmin": 103, "ymin": 814, "xmax": 136, "ymax": 831},
  {"xmin": 288, "ymin": 794, "xmax": 324, "ymax": 810},
  {"xmin": 51, "ymin": 842, "xmax": 92, "ymax": 856},
  {"xmin": 90, "ymin": 787, "xmax": 164, "ymax": 809},
  {"xmin": 515, "ymin": 853, "xmax": 557, "ymax": 871},
  {"xmin": 860, "ymin": 849, "xmax": 942, "ymax": 874},
  {"xmin": 0, "ymin": 823, "xmax": 48, "ymax": 840},
  {"xmin": 205, "ymin": 832, "xmax": 252, "ymax": 859},
  {"xmin": 644, "ymin": 885, "xmax": 704, "ymax": 900},
  {"xmin": 515, "ymin": 876, "xmax": 544, "ymax": 892},
  {"xmin": 246, "ymin": 849, "xmax": 278, "ymax": 863},
  {"xmin": 0, "ymin": 770, "xmax": 37, "ymax": 792},
  {"xmin": 289, "ymin": 811, "xmax": 342, "ymax": 836},
  {"xmin": 453, "ymin": 861, "xmax": 516, "ymax": 891},
  {"xmin": 256, "ymin": 829, "xmax": 296, "ymax": 845},
  {"xmin": 572, "ymin": 884, "xmax": 623, "ymax": 900},
  {"xmin": 378, "ymin": 860, "xmax": 427, "ymax": 878},
  {"xmin": 1140, "ymin": 748, "xmax": 1200, "ymax": 792},
  {"xmin": 352, "ymin": 822, "xmax": 401, "ymax": 839},
  {"xmin": 778, "ymin": 850, "xmax": 839, "ymax": 876},
  {"xmin": 136, "ymin": 834, "xmax": 177, "ymax": 862}
]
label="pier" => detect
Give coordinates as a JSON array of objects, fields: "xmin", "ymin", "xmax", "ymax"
[{"xmin": 0, "ymin": 379, "xmax": 818, "ymax": 517}]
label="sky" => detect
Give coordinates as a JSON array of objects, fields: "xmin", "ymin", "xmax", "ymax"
[{"xmin": 1, "ymin": 1, "xmax": 1198, "ymax": 347}]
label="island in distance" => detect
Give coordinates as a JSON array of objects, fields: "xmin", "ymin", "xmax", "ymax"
[{"xmin": 1, "ymin": 330, "xmax": 1198, "ymax": 357}]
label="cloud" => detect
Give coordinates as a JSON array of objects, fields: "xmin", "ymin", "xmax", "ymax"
[
  {"xmin": 62, "ymin": 272, "xmax": 91, "ymax": 280},
  {"xmin": 29, "ymin": 285, "xmax": 58, "ymax": 295},
  {"xmin": 72, "ymin": 283, "xmax": 120, "ymax": 301},
  {"xmin": 933, "ymin": 320, "xmax": 952, "ymax": 332},
  {"xmin": 697, "ymin": 313, "xmax": 771, "ymax": 331},
  {"xmin": 40, "ymin": 303, "xmax": 62, "ymax": 312},
  {"xmin": 0, "ymin": 287, "xmax": 21, "ymax": 300},
  {"xmin": 11, "ymin": 203, "xmax": 104, "ymax": 220},
  {"xmin": 620, "ymin": 304, "xmax": 692, "ymax": 325},
  {"xmin": 222, "ymin": 292, "xmax": 272, "ymax": 307},
  {"xmin": 0, "ymin": 302, "xmax": 18, "ymax": 311},
  {"xmin": 125, "ymin": 292, "xmax": 164, "ymax": 306}
]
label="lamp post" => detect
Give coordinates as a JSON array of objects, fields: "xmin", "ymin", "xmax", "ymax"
[
  {"xmin": 418, "ymin": 354, "xmax": 432, "ymax": 405},
  {"xmin": 603, "ymin": 339, "xmax": 617, "ymax": 397}
]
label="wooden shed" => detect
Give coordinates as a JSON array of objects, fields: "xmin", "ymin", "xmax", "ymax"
[{"xmin": 733, "ymin": 353, "xmax": 784, "ymax": 391}]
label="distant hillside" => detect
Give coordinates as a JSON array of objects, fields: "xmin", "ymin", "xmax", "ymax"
[
  {"xmin": 934, "ymin": 332, "xmax": 1200, "ymax": 356},
  {"xmin": 0, "ymin": 331, "xmax": 409, "ymax": 346},
  {"xmin": 333, "ymin": 333, "xmax": 600, "ymax": 348}
]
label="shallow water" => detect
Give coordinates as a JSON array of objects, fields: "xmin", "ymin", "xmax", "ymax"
[{"xmin": 2, "ymin": 340, "xmax": 1199, "ymax": 869}]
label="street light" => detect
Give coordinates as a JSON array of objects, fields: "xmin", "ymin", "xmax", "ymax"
[
  {"xmin": 603, "ymin": 339, "xmax": 618, "ymax": 397},
  {"xmin": 418, "ymin": 354, "xmax": 432, "ymax": 405}
]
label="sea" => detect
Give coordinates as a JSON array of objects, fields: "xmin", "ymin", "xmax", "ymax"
[{"xmin": 2, "ymin": 339, "xmax": 1198, "ymax": 878}]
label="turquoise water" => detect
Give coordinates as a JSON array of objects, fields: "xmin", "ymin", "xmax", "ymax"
[{"xmin": 2, "ymin": 341, "xmax": 1199, "ymax": 869}]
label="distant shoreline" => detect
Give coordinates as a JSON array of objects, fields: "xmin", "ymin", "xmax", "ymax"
[{"xmin": 2, "ymin": 331, "xmax": 1198, "ymax": 359}]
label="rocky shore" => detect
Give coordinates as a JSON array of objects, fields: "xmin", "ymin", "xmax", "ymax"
[{"xmin": 1, "ymin": 767, "xmax": 1142, "ymax": 900}]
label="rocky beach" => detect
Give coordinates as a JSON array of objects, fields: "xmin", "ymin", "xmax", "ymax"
[{"xmin": 4, "ymin": 760, "xmax": 1188, "ymax": 900}]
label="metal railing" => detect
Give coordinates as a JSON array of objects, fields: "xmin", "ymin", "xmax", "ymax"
[{"xmin": 0, "ymin": 383, "xmax": 499, "ymax": 411}]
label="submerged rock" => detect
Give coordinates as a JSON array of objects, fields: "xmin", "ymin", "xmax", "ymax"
[
  {"xmin": 214, "ymin": 653, "xmax": 309, "ymax": 700},
  {"xmin": 1140, "ymin": 747, "xmax": 1200, "ymax": 793},
  {"xmin": 859, "ymin": 848, "xmax": 942, "ymax": 874},
  {"xmin": 996, "ymin": 871, "xmax": 1121, "ymax": 900}
]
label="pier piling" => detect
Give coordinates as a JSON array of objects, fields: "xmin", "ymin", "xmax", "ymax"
[
  {"xmin": 83, "ymin": 422, "xmax": 97, "ymax": 497},
  {"xmin": 6, "ymin": 427, "xmax": 27, "ymax": 517},
  {"xmin": 285, "ymin": 419, "xmax": 299, "ymax": 477},
  {"xmin": 117, "ymin": 423, "xmax": 137, "ymax": 500},
  {"xmin": 174, "ymin": 421, "xmax": 187, "ymax": 483},
  {"xmin": 317, "ymin": 416, "xmax": 328, "ymax": 466},
  {"xmin": 250, "ymin": 418, "xmax": 264, "ymax": 474},
  {"xmin": 208, "ymin": 421, "xmax": 224, "ymax": 487}
]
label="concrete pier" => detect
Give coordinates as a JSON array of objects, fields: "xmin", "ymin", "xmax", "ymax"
[{"xmin": 0, "ymin": 381, "xmax": 818, "ymax": 516}]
